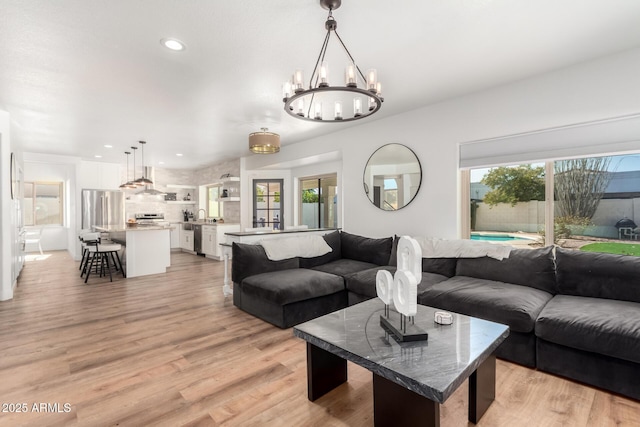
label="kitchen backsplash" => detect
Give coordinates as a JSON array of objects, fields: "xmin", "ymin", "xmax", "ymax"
[{"xmin": 121, "ymin": 158, "xmax": 241, "ymax": 223}]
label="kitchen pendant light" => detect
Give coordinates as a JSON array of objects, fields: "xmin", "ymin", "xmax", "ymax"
[
  {"xmin": 134, "ymin": 140, "xmax": 153, "ymax": 185},
  {"xmin": 249, "ymin": 128, "xmax": 280, "ymax": 154},
  {"xmin": 119, "ymin": 151, "xmax": 137, "ymax": 189},
  {"xmin": 282, "ymin": 0, "xmax": 383, "ymax": 122},
  {"xmin": 130, "ymin": 146, "xmax": 144, "ymax": 187}
]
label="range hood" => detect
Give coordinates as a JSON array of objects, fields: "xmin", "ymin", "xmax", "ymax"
[{"xmin": 135, "ymin": 167, "xmax": 167, "ymax": 196}]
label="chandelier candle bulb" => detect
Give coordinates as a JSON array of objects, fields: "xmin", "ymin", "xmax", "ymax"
[
  {"xmin": 282, "ymin": 81, "xmax": 292, "ymax": 100},
  {"xmin": 369, "ymin": 97, "xmax": 376, "ymax": 111},
  {"xmin": 354, "ymin": 97, "xmax": 362, "ymax": 117},
  {"xmin": 314, "ymin": 102, "xmax": 323, "ymax": 120},
  {"xmin": 296, "ymin": 98, "xmax": 305, "ymax": 116},
  {"xmin": 367, "ymin": 69, "xmax": 377, "ymax": 91},
  {"xmin": 319, "ymin": 61, "xmax": 329, "ymax": 87},
  {"xmin": 376, "ymin": 82, "xmax": 382, "ymax": 96},
  {"xmin": 334, "ymin": 101, "xmax": 343, "ymax": 120},
  {"xmin": 293, "ymin": 69, "xmax": 305, "ymax": 92},
  {"xmin": 345, "ymin": 62, "xmax": 357, "ymax": 87}
]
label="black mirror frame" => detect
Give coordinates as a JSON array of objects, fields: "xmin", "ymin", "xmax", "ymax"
[{"xmin": 362, "ymin": 143, "xmax": 422, "ymax": 211}]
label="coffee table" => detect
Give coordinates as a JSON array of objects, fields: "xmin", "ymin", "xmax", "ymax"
[{"xmin": 293, "ymin": 298, "xmax": 509, "ymax": 426}]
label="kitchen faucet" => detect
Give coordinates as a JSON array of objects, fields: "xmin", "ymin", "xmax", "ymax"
[{"xmin": 198, "ymin": 208, "xmax": 207, "ymax": 221}]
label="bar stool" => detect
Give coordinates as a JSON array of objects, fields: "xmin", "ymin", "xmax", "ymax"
[
  {"xmin": 79, "ymin": 231, "xmax": 100, "ymax": 272},
  {"xmin": 83, "ymin": 242, "xmax": 126, "ymax": 283}
]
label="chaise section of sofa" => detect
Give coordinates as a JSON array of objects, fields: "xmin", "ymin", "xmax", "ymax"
[
  {"xmin": 419, "ymin": 247, "xmax": 557, "ymax": 367},
  {"xmin": 536, "ymin": 248, "xmax": 640, "ymax": 399},
  {"xmin": 232, "ymin": 231, "xmax": 393, "ymax": 328}
]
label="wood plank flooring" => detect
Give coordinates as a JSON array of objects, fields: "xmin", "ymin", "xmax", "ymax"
[{"xmin": 1, "ymin": 250, "xmax": 639, "ymax": 426}]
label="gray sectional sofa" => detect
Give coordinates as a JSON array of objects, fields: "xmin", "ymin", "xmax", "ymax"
[{"xmin": 231, "ymin": 230, "xmax": 640, "ymax": 400}]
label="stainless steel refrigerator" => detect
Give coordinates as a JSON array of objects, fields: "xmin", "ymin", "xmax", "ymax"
[{"xmin": 81, "ymin": 189, "xmax": 125, "ymax": 229}]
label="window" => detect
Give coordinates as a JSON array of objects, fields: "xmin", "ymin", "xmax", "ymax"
[
  {"xmin": 463, "ymin": 153, "xmax": 640, "ymax": 256},
  {"xmin": 253, "ymin": 179, "xmax": 283, "ymax": 229},
  {"xmin": 300, "ymin": 174, "xmax": 338, "ymax": 229},
  {"xmin": 206, "ymin": 184, "xmax": 224, "ymax": 218},
  {"xmin": 24, "ymin": 181, "xmax": 63, "ymax": 226}
]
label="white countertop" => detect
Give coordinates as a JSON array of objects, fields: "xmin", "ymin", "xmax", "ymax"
[{"xmin": 94, "ymin": 225, "xmax": 175, "ymax": 232}]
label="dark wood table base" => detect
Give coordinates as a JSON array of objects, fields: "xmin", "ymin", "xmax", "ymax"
[{"xmin": 306, "ymin": 343, "xmax": 497, "ymax": 426}]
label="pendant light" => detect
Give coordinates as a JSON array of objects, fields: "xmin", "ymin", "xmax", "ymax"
[
  {"xmin": 249, "ymin": 128, "xmax": 281, "ymax": 154},
  {"xmin": 134, "ymin": 140, "xmax": 153, "ymax": 185},
  {"xmin": 130, "ymin": 146, "xmax": 144, "ymax": 187},
  {"xmin": 119, "ymin": 151, "xmax": 136, "ymax": 189}
]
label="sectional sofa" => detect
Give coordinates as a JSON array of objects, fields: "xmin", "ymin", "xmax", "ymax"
[{"xmin": 231, "ymin": 230, "xmax": 640, "ymax": 400}]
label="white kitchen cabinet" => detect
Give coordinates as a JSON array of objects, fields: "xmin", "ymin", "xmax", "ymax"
[
  {"xmin": 180, "ymin": 229, "xmax": 194, "ymax": 252},
  {"xmin": 78, "ymin": 161, "xmax": 121, "ymax": 190},
  {"xmin": 202, "ymin": 226, "xmax": 217, "ymax": 256},
  {"xmin": 203, "ymin": 223, "xmax": 240, "ymax": 260},
  {"xmin": 170, "ymin": 223, "xmax": 181, "ymax": 249}
]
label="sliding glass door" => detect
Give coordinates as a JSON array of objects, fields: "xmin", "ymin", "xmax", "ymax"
[{"xmin": 300, "ymin": 175, "xmax": 338, "ymax": 229}]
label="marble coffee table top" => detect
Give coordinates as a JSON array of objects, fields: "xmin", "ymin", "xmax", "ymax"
[{"xmin": 294, "ymin": 298, "xmax": 509, "ymax": 403}]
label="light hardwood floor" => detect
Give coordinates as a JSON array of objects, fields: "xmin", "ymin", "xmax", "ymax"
[{"xmin": 1, "ymin": 251, "xmax": 639, "ymax": 426}]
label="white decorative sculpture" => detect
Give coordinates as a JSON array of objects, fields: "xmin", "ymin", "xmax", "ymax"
[{"xmin": 376, "ymin": 236, "xmax": 423, "ymax": 317}]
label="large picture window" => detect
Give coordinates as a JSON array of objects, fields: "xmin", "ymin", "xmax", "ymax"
[
  {"xmin": 24, "ymin": 181, "xmax": 63, "ymax": 226},
  {"xmin": 463, "ymin": 153, "xmax": 640, "ymax": 256}
]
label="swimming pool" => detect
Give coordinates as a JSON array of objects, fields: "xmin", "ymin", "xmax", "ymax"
[{"xmin": 471, "ymin": 234, "xmax": 526, "ymax": 242}]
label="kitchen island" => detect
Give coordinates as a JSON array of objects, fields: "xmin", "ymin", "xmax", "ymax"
[{"xmin": 95, "ymin": 225, "xmax": 173, "ymax": 278}]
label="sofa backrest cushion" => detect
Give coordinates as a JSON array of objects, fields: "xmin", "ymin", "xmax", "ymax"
[
  {"xmin": 341, "ymin": 231, "xmax": 393, "ymax": 266},
  {"xmin": 455, "ymin": 246, "xmax": 557, "ymax": 294},
  {"xmin": 232, "ymin": 242, "xmax": 299, "ymax": 284},
  {"xmin": 422, "ymin": 258, "xmax": 458, "ymax": 277},
  {"xmin": 555, "ymin": 248, "xmax": 640, "ymax": 302},
  {"xmin": 298, "ymin": 230, "xmax": 342, "ymax": 269}
]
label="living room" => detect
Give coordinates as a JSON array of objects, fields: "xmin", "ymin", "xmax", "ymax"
[{"xmin": 2, "ymin": 1, "xmax": 640, "ymax": 425}]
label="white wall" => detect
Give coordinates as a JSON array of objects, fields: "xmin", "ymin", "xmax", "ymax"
[{"xmin": 243, "ymin": 48, "xmax": 640, "ymax": 239}]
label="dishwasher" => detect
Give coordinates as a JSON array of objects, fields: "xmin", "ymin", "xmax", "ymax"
[{"xmin": 192, "ymin": 224, "xmax": 203, "ymax": 255}]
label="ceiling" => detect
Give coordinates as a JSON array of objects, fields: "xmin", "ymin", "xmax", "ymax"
[{"xmin": 2, "ymin": 0, "xmax": 640, "ymax": 169}]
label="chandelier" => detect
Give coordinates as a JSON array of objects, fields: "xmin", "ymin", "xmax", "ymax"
[{"xmin": 283, "ymin": 0, "xmax": 383, "ymax": 122}]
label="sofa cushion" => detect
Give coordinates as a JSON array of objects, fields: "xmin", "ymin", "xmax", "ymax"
[
  {"xmin": 536, "ymin": 295, "xmax": 640, "ymax": 364},
  {"xmin": 419, "ymin": 276, "xmax": 553, "ymax": 333},
  {"xmin": 311, "ymin": 259, "xmax": 377, "ymax": 277},
  {"xmin": 298, "ymin": 230, "xmax": 342, "ymax": 269},
  {"xmin": 422, "ymin": 258, "xmax": 457, "ymax": 277},
  {"xmin": 232, "ymin": 243, "xmax": 299, "ymax": 284},
  {"xmin": 455, "ymin": 246, "xmax": 556, "ymax": 294},
  {"xmin": 341, "ymin": 231, "xmax": 393, "ymax": 266},
  {"xmin": 344, "ymin": 265, "xmax": 450, "ymax": 299},
  {"xmin": 241, "ymin": 269, "xmax": 344, "ymax": 305},
  {"xmin": 555, "ymin": 248, "xmax": 640, "ymax": 303}
]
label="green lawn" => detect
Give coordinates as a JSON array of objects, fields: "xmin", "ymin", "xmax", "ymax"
[{"xmin": 579, "ymin": 242, "xmax": 640, "ymax": 256}]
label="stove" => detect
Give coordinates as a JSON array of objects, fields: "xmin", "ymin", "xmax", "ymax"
[{"xmin": 134, "ymin": 213, "xmax": 169, "ymax": 226}]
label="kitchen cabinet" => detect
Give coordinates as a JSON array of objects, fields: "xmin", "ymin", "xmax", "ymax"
[
  {"xmin": 202, "ymin": 226, "xmax": 217, "ymax": 256},
  {"xmin": 78, "ymin": 161, "xmax": 121, "ymax": 190},
  {"xmin": 181, "ymin": 229, "xmax": 194, "ymax": 252},
  {"xmin": 170, "ymin": 223, "xmax": 181, "ymax": 249}
]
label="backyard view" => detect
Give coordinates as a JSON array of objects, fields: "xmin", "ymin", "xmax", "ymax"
[{"xmin": 469, "ymin": 153, "xmax": 640, "ymax": 256}]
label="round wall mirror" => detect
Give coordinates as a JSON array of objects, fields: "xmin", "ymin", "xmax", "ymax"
[{"xmin": 363, "ymin": 143, "xmax": 422, "ymax": 211}]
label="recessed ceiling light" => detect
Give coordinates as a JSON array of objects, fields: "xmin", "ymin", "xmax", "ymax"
[
  {"xmin": 176, "ymin": 153, "xmax": 183, "ymax": 157},
  {"xmin": 161, "ymin": 38, "xmax": 186, "ymax": 51},
  {"xmin": 104, "ymin": 144, "xmax": 113, "ymax": 148},
  {"xmin": 94, "ymin": 155, "xmax": 102, "ymax": 158}
]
